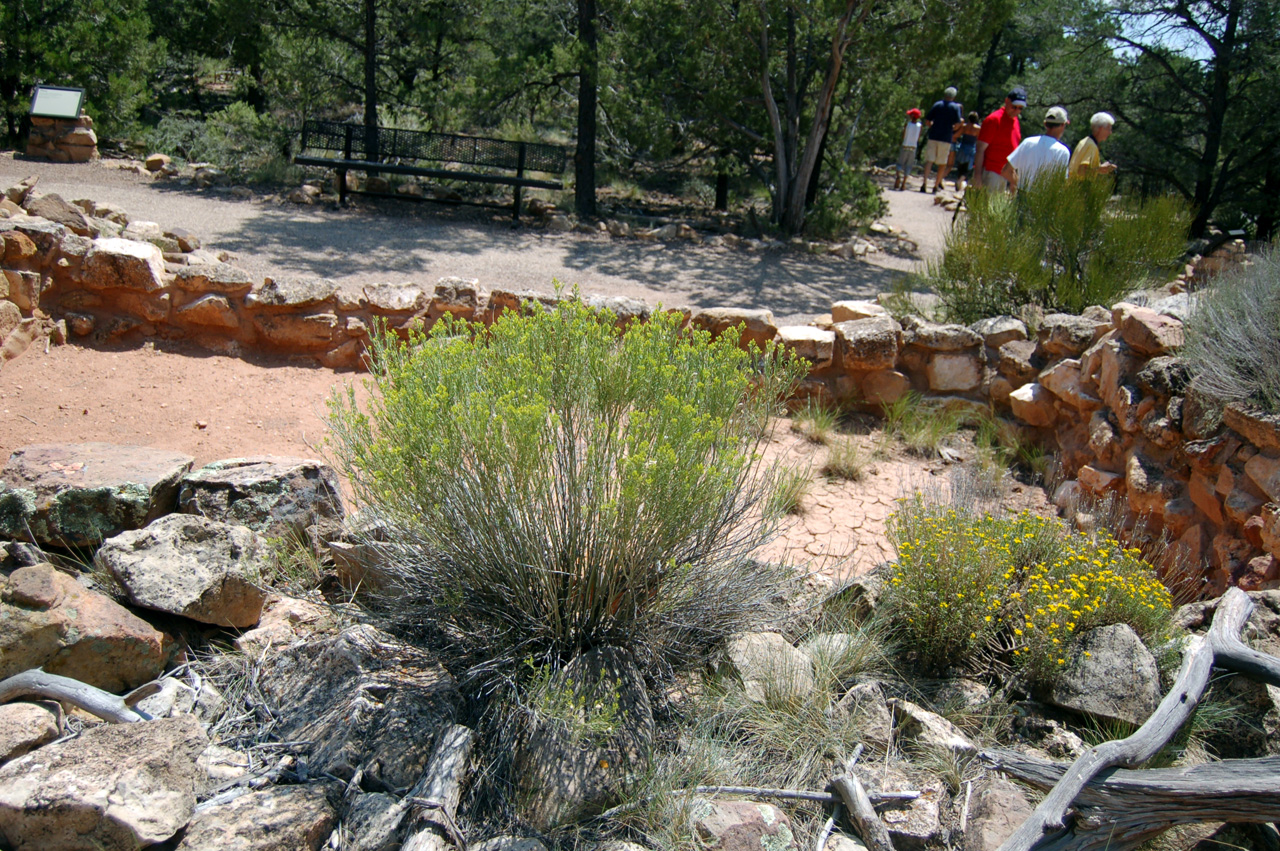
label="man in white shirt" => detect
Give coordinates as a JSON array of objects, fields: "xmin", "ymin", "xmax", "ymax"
[{"xmin": 1001, "ymin": 106, "xmax": 1071, "ymax": 192}]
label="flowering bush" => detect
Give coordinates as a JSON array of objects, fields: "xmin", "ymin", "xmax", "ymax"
[{"xmin": 884, "ymin": 500, "xmax": 1172, "ymax": 683}]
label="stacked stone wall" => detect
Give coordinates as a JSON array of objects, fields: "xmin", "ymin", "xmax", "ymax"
[
  {"xmin": 26, "ymin": 114, "xmax": 99, "ymax": 164},
  {"xmin": 0, "ymin": 191, "xmax": 1270, "ymax": 593}
]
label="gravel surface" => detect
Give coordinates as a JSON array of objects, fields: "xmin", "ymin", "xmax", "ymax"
[{"xmin": 1, "ymin": 153, "xmax": 952, "ymax": 326}]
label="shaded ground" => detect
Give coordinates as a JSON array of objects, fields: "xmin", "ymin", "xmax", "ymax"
[{"xmin": 1, "ymin": 153, "xmax": 951, "ymax": 326}]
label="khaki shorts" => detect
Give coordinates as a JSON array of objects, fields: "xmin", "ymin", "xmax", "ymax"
[
  {"xmin": 925, "ymin": 139, "xmax": 951, "ymax": 166},
  {"xmin": 981, "ymin": 170, "xmax": 1010, "ymax": 191}
]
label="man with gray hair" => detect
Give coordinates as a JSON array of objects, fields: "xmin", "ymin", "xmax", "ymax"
[
  {"xmin": 1069, "ymin": 112, "xmax": 1118, "ymax": 179},
  {"xmin": 921, "ymin": 86, "xmax": 963, "ymax": 193},
  {"xmin": 1001, "ymin": 106, "xmax": 1071, "ymax": 192}
]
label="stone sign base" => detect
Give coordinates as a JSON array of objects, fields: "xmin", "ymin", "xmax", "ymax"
[{"xmin": 27, "ymin": 114, "xmax": 98, "ymax": 163}]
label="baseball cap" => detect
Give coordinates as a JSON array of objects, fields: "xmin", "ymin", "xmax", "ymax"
[
  {"xmin": 1008, "ymin": 87, "xmax": 1028, "ymax": 106},
  {"xmin": 907, "ymin": 108, "xmax": 922, "ymax": 119},
  {"xmin": 1045, "ymin": 106, "xmax": 1069, "ymax": 124},
  {"xmin": 943, "ymin": 86, "xmax": 958, "ymax": 98}
]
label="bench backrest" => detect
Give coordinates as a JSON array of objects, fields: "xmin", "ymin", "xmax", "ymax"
[{"xmin": 300, "ymin": 120, "xmax": 567, "ymax": 174}]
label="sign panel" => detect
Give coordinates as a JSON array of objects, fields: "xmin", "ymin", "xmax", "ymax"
[{"xmin": 30, "ymin": 86, "xmax": 85, "ymax": 119}]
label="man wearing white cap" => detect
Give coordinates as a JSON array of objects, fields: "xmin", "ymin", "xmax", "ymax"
[
  {"xmin": 921, "ymin": 86, "xmax": 963, "ymax": 193},
  {"xmin": 1001, "ymin": 106, "xmax": 1071, "ymax": 192}
]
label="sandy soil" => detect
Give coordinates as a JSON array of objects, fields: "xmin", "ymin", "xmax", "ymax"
[{"xmin": 1, "ymin": 154, "xmax": 1039, "ymax": 581}]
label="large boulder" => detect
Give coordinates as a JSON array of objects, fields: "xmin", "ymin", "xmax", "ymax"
[
  {"xmin": 24, "ymin": 193, "xmax": 94, "ymax": 237},
  {"xmin": 717, "ymin": 632, "xmax": 815, "ymax": 703},
  {"xmin": 0, "ymin": 443, "xmax": 193, "ymax": 547},
  {"xmin": 245, "ymin": 276, "xmax": 338, "ymax": 309},
  {"xmin": 178, "ymin": 456, "xmax": 345, "ymax": 541},
  {"xmin": 0, "ymin": 702, "xmax": 60, "ymax": 766},
  {"xmin": 96, "ymin": 514, "xmax": 268, "ymax": 628},
  {"xmin": 1045, "ymin": 623, "xmax": 1161, "ymax": 726},
  {"xmin": 0, "ymin": 716, "xmax": 206, "ymax": 851},
  {"xmin": 176, "ymin": 783, "xmax": 339, "ymax": 851},
  {"xmin": 174, "ymin": 263, "xmax": 255, "ymax": 296},
  {"xmin": 690, "ymin": 307, "xmax": 778, "ymax": 348},
  {"xmin": 835, "ymin": 316, "xmax": 902, "ymax": 372},
  {"xmin": 516, "ymin": 647, "xmax": 655, "ymax": 830},
  {"xmin": 964, "ymin": 776, "xmax": 1035, "ymax": 851},
  {"xmin": 259, "ymin": 625, "xmax": 460, "ymax": 789},
  {"xmin": 0, "ymin": 563, "xmax": 168, "ymax": 692},
  {"xmin": 81, "ymin": 237, "xmax": 166, "ymax": 292}
]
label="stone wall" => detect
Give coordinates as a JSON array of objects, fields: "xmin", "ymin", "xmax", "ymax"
[
  {"xmin": 26, "ymin": 114, "xmax": 99, "ymax": 164},
  {"xmin": 1, "ymin": 183, "xmax": 1271, "ymax": 593}
]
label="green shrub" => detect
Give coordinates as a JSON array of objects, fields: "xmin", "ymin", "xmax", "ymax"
[
  {"xmin": 805, "ymin": 163, "xmax": 888, "ymax": 240},
  {"xmin": 883, "ymin": 498, "xmax": 1172, "ymax": 681},
  {"xmin": 326, "ymin": 299, "xmax": 805, "ymax": 683},
  {"xmin": 930, "ymin": 173, "xmax": 1190, "ymax": 323},
  {"xmin": 1183, "ymin": 242, "xmax": 1280, "ymax": 414},
  {"xmin": 149, "ymin": 101, "xmax": 295, "ymax": 182}
]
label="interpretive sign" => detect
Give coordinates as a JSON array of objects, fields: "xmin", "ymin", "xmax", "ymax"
[{"xmin": 30, "ymin": 86, "xmax": 86, "ymax": 119}]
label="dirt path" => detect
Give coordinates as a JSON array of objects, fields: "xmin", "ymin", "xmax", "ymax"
[{"xmin": 1, "ymin": 154, "xmax": 952, "ymax": 326}]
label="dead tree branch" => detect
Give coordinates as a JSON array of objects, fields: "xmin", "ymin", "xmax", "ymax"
[{"xmin": 0, "ymin": 669, "xmax": 148, "ymax": 724}]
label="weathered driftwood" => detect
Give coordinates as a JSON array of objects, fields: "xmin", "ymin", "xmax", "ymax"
[
  {"xmin": 831, "ymin": 768, "xmax": 896, "ymax": 851},
  {"xmin": 816, "ymin": 745, "xmax": 865, "ymax": 851},
  {"xmin": 402, "ymin": 723, "xmax": 475, "ymax": 851},
  {"xmin": 991, "ymin": 587, "xmax": 1275, "ymax": 851},
  {"xmin": 0, "ymin": 669, "xmax": 148, "ymax": 723},
  {"xmin": 594, "ymin": 784, "xmax": 920, "ymax": 821}
]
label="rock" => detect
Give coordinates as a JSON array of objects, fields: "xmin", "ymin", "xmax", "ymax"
[
  {"xmin": 776, "ymin": 326, "xmax": 835, "ymax": 367},
  {"xmin": 996, "ymin": 339, "xmax": 1040, "ymax": 383},
  {"xmin": 835, "ymin": 316, "xmax": 902, "ymax": 372},
  {"xmin": 174, "ymin": 263, "xmax": 255, "ymax": 296},
  {"xmin": 889, "ymin": 699, "xmax": 977, "ymax": 755},
  {"xmin": 258, "ymin": 625, "xmax": 460, "ymax": 789},
  {"xmin": 1078, "ymin": 465, "xmax": 1124, "ymax": 495},
  {"xmin": 547, "ymin": 214, "xmax": 574, "ymax": 232},
  {"xmin": 1038, "ymin": 313, "xmax": 1102, "ymax": 358},
  {"xmin": 175, "ymin": 294, "xmax": 240, "ymax": 328},
  {"xmin": 605, "ymin": 219, "xmax": 632, "ymax": 238},
  {"xmin": 870, "ymin": 771, "xmax": 944, "ymax": 851},
  {"xmin": 516, "ymin": 647, "xmax": 654, "ymax": 830},
  {"xmin": 584, "ymin": 294, "xmax": 651, "ymax": 326},
  {"xmin": 1136, "ymin": 356, "xmax": 1191, "ymax": 397},
  {"xmin": 1126, "ymin": 452, "xmax": 1176, "ymax": 517},
  {"xmin": 836, "ymin": 681, "xmax": 893, "ymax": 746},
  {"xmin": 0, "ymin": 716, "xmax": 205, "ymax": 851},
  {"xmin": 24, "ymin": 193, "xmax": 94, "ymax": 237},
  {"xmin": 964, "ymin": 776, "xmax": 1035, "ymax": 851},
  {"xmin": 902, "ymin": 316, "xmax": 982, "ymax": 351},
  {"xmin": 831, "ymin": 300, "xmax": 887, "ymax": 323},
  {"xmin": 176, "ymin": 783, "xmax": 339, "ymax": 851},
  {"xmin": 5, "ymin": 176, "xmax": 39, "ymax": 206},
  {"xmin": 433, "ymin": 277, "xmax": 480, "ymax": 317},
  {"xmin": 1223, "ymin": 403, "xmax": 1280, "ymax": 454},
  {"xmin": 120, "ymin": 220, "xmax": 163, "ymax": 242},
  {"xmin": 0, "ymin": 702, "xmax": 59, "ymax": 766},
  {"xmin": 825, "ymin": 836, "xmax": 869, "ymax": 851},
  {"xmin": 363, "ymin": 283, "xmax": 430, "ymax": 314},
  {"xmin": 233, "ymin": 594, "xmax": 337, "ymax": 655},
  {"xmin": 145, "ymin": 153, "xmax": 171, "ymax": 172},
  {"xmin": 473, "ymin": 838, "xmax": 549, "ymax": 851},
  {"xmin": 0, "ymin": 442, "xmax": 193, "ymax": 547},
  {"xmin": 0, "ymin": 301, "xmax": 21, "ymax": 340},
  {"xmin": 692, "ymin": 800, "xmax": 797, "ymax": 851},
  {"xmin": 178, "ymin": 456, "xmax": 345, "ymax": 541},
  {"xmin": 861, "ymin": 369, "xmax": 911, "ymax": 405},
  {"xmin": 1118, "ymin": 305, "xmax": 1184, "ymax": 355},
  {"xmin": 970, "ymin": 315, "xmax": 1027, "ymax": 348},
  {"xmin": 82, "ymin": 237, "xmax": 166, "ymax": 292},
  {"xmin": 246, "ymin": 276, "xmax": 338, "ymax": 309},
  {"xmin": 135, "ymin": 675, "xmax": 226, "ymax": 722},
  {"xmin": 2, "ymin": 230, "xmax": 39, "ymax": 265},
  {"xmin": 96, "ymin": 514, "xmax": 267, "ymax": 628},
  {"xmin": 690, "ymin": 307, "xmax": 778, "ymax": 348},
  {"xmin": 925, "ymin": 352, "xmax": 981, "ymax": 392},
  {"xmin": 718, "ymin": 632, "xmax": 815, "ymax": 703},
  {"xmin": 254, "ymin": 312, "xmax": 340, "ymax": 349},
  {"xmin": 1045, "ymin": 623, "xmax": 1161, "ymax": 726},
  {"xmin": 1009, "ymin": 383, "xmax": 1056, "ymax": 427}
]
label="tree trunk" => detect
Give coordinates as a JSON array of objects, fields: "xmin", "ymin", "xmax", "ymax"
[
  {"xmin": 574, "ymin": 0, "xmax": 598, "ymax": 219},
  {"xmin": 1189, "ymin": 0, "xmax": 1239, "ymax": 237},
  {"xmin": 363, "ymin": 0, "xmax": 379, "ymax": 161}
]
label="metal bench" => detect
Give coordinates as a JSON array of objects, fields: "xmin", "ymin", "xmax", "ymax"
[{"xmin": 294, "ymin": 119, "xmax": 569, "ymax": 220}]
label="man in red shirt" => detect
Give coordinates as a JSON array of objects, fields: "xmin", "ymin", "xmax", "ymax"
[{"xmin": 973, "ymin": 87, "xmax": 1026, "ymax": 192}]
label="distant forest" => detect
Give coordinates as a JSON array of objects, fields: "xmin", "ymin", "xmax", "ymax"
[{"xmin": 2, "ymin": 0, "xmax": 1276, "ymax": 237}]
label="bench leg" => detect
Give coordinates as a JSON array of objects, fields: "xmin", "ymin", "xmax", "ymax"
[
  {"xmin": 337, "ymin": 168, "xmax": 348, "ymax": 206},
  {"xmin": 513, "ymin": 185, "xmax": 523, "ymax": 221}
]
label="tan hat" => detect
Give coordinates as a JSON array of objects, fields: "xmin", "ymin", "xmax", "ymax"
[{"xmin": 1045, "ymin": 106, "xmax": 1069, "ymax": 125}]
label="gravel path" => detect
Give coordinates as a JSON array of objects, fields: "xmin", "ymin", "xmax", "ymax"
[{"xmin": 1, "ymin": 153, "xmax": 951, "ymax": 325}]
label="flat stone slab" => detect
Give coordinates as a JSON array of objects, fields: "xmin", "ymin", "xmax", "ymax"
[
  {"xmin": 0, "ymin": 443, "xmax": 193, "ymax": 546},
  {"xmin": 178, "ymin": 456, "xmax": 345, "ymax": 540}
]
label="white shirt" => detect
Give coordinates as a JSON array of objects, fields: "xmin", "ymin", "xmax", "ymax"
[
  {"xmin": 901, "ymin": 121, "xmax": 922, "ymax": 148},
  {"xmin": 1006, "ymin": 134, "xmax": 1070, "ymax": 185}
]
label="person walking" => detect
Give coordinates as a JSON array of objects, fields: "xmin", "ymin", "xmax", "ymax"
[
  {"xmin": 1069, "ymin": 112, "xmax": 1118, "ymax": 179},
  {"xmin": 950, "ymin": 111, "xmax": 981, "ymax": 193},
  {"xmin": 921, "ymin": 86, "xmax": 963, "ymax": 193},
  {"xmin": 973, "ymin": 87, "xmax": 1026, "ymax": 191},
  {"xmin": 1001, "ymin": 106, "xmax": 1071, "ymax": 192},
  {"xmin": 893, "ymin": 108, "xmax": 924, "ymax": 191}
]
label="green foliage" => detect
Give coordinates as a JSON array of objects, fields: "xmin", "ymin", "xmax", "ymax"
[
  {"xmin": 790, "ymin": 400, "xmax": 838, "ymax": 445},
  {"xmin": 805, "ymin": 164, "xmax": 888, "ymax": 240},
  {"xmin": 883, "ymin": 499, "xmax": 1173, "ymax": 682},
  {"xmin": 765, "ymin": 465, "xmax": 811, "ymax": 518},
  {"xmin": 326, "ymin": 298, "xmax": 805, "ymax": 682},
  {"xmin": 259, "ymin": 529, "xmax": 328, "ymax": 593},
  {"xmin": 930, "ymin": 174, "xmax": 1190, "ymax": 323},
  {"xmin": 522, "ymin": 658, "xmax": 622, "ymax": 746},
  {"xmin": 148, "ymin": 101, "xmax": 294, "ymax": 181},
  {"xmin": 822, "ymin": 438, "xmax": 868, "ymax": 481},
  {"xmin": 879, "ymin": 392, "xmax": 970, "ymax": 457},
  {"xmin": 1183, "ymin": 242, "xmax": 1280, "ymax": 415}
]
